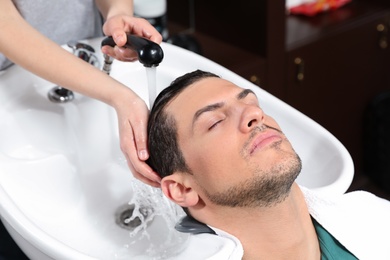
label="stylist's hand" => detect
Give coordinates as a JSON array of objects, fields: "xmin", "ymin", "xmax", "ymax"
[
  {"xmin": 101, "ymin": 15, "xmax": 162, "ymax": 61},
  {"xmin": 101, "ymin": 13, "xmax": 162, "ymax": 186},
  {"xmin": 114, "ymin": 91, "xmax": 161, "ymax": 187}
]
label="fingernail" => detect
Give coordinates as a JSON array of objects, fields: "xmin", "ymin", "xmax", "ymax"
[
  {"xmin": 115, "ymin": 35, "xmax": 124, "ymax": 44},
  {"xmin": 124, "ymin": 56, "xmax": 138, "ymax": 62},
  {"xmin": 139, "ymin": 150, "xmax": 148, "ymax": 160},
  {"xmin": 144, "ymin": 31, "xmax": 152, "ymax": 37}
]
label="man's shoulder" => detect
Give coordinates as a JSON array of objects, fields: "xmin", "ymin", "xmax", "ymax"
[
  {"xmin": 302, "ymin": 187, "xmax": 390, "ymax": 260},
  {"xmin": 301, "ymin": 186, "xmax": 390, "ymax": 214}
]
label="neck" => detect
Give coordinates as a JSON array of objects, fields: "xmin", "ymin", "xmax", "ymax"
[{"xmin": 195, "ymin": 184, "xmax": 320, "ymax": 260}]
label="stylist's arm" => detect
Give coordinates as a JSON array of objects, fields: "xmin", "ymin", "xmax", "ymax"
[
  {"xmin": 96, "ymin": 0, "xmax": 163, "ymax": 186},
  {"xmin": 0, "ymin": 0, "xmax": 161, "ymax": 186}
]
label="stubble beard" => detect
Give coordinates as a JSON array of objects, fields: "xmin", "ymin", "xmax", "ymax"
[{"xmin": 202, "ymin": 127, "xmax": 302, "ymax": 208}]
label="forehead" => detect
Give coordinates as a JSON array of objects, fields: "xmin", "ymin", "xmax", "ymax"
[{"xmin": 166, "ymin": 77, "xmax": 243, "ymax": 118}]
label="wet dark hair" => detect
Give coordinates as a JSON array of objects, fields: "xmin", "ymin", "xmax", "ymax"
[{"xmin": 147, "ymin": 70, "xmax": 220, "ymax": 178}]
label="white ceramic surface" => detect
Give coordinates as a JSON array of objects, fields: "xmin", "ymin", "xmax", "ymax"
[{"xmin": 0, "ymin": 37, "xmax": 354, "ymax": 259}]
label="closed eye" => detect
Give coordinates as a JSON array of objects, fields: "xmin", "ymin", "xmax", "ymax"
[{"xmin": 209, "ymin": 119, "xmax": 223, "ymax": 130}]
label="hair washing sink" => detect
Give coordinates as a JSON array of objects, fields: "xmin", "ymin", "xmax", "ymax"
[{"xmin": 0, "ymin": 37, "xmax": 354, "ymax": 259}]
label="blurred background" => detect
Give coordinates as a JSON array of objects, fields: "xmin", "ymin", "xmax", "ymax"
[{"xmin": 164, "ymin": 0, "xmax": 390, "ymax": 200}]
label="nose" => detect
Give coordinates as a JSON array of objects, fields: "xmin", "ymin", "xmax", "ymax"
[{"xmin": 239, "ymin": 105, "xmax": 265, "ymax": 132}]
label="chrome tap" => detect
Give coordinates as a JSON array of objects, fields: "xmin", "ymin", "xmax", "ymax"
[
  {"xmin": 67, "ymin": 41, "xmax": 100, "ymax": 68},
  {"xmin": 48, "ymin": 42, "xmax": 100, "ymax": 103}
]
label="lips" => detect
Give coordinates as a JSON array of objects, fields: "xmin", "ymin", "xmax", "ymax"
[{"xmin": 249, "ymin": 130, "xmax": 282, "ymax": 155}]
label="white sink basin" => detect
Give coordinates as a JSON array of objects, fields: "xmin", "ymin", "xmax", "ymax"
[{"xmin": 0, "ymin": 38, "xmax": 354, "ymax": 259}]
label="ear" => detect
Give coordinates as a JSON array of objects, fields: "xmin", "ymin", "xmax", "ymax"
[{"xmin": 161, "ymin": 173, "xmax": 199, "ymax": 207}]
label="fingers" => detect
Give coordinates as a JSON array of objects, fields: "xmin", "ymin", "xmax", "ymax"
[
  {"xmin": 102, "ymin": 15, "xmax": 132, "ymax": 60},
  {"xmin": 102, "ymin": 16, "xmax": 162, "ymax": 62},
  {"xmin": 102, "ymin": 15, "xmax": 163, "ymax": 44},
  {"xmin": 111, "ymin": 30, "xmax": 127, "ymax": 47},
  {"xmin": 122, "ymin": 17, "xmax": 163, "ymax": 44},
  {"xmin": 122, "ymin": 133, "xmax": 162, "ymax": 186},
  {"xmin": 125, "ymin": 153, "xmax": 161, "ymax": 188},
  {"xmin": 116, "ymin": 100, "xmax": 162, "ymax": 186},
  {"xmin": 130, "ymin": 116, "xmax": 149, "ymax": 161},
  {"xmin": 101, "ymin": 45, "xmax": 138, "ymax": 61}
]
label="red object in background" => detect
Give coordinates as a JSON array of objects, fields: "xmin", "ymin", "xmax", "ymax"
[{"xmin": 289, "ymin": 0, "xmax": 352, "ymax": 16}]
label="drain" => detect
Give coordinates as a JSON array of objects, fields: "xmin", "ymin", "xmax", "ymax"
[
  {"xmin": 48, "ymin": 86, "xmax": 74, "ymax": 103},
  {"xmin": 115, "ymin": 204, "xmax": 152, "ymax": 230}
]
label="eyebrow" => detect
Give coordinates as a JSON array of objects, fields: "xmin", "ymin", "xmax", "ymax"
[
  {"xmin": 192, "ymin": 88, "xmax": 257, "ymax": 127},
  {"xmin": 237, "ymin": 89, "xmax": 256, "ymax": 100}
]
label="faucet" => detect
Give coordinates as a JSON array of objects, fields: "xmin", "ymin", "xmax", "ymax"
[
  {"xmin": 48, "ymin": 42, "xmax": 100, "ymax": 103},
  {"xmin": 67, "ymin": 41, "xmax": 101, "ymax": 67},
  {"xmin": 101, "ymin": 34, "xmax": 164, "ymax": 74}
]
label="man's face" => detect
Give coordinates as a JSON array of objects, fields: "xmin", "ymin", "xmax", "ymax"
[{"xmin": 166, "ymin": 77, "xmax": 301, "ymax": 208}]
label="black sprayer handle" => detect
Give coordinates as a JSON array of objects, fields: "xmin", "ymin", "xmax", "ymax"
[{"xmin": 101, "ymin": 34, "xmax": 164, "ymax": 67}]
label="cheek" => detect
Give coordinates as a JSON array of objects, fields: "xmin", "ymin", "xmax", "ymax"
[
  {"xmin": 183, "ymin": 140, "xmax": 243, "ymax": 185},
  {"xmin": 184, "ymin": 133, "xmax": 233, "ymax": 164},
  {"xmin": 185, "ymin": 143, "xmax": 226, "ymax": 174}
]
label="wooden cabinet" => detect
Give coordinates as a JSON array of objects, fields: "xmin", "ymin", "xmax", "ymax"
[
  {"xmin": 167, "ymin": 0, "xmax": 390, "ymax": 183},
  {"xmin": 285, "ymin": 7, "xmax": 390, "ymax": 173},
  {"xmin": 167, "ymin": 0, "xmax": 270, "ymax": 88}
]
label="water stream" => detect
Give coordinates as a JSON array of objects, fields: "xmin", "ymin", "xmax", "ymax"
[
  {"xmin": 145, "ymin": 67, "xmax": 157, "ymax": 108},
  {"xmin": 115, "ymin": 178, "xmax": 189, "ymax": 259}
]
